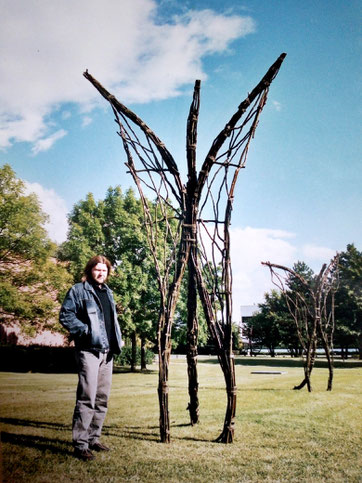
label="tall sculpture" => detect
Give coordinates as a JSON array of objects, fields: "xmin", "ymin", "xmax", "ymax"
[{"xmin": 84, "ymin": 53, "xmax": 286, "ymax": 443}]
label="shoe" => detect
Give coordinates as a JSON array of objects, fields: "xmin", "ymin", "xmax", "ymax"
[
  {"xmin": 74, "ymin": 448, "xmax": 95, "ymax": 461},
  {"xmin": 89, "ymin": 441, "xmax": 111, "ymax": 452}
]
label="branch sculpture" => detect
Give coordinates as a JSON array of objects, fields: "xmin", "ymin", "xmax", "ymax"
[
  {"xmin": 84, "ymin": 52, "xmax": 286, "ymax": 442},
  {"xmin": 262, "ymin": 255, "xmax": 339, "ymax": 391}
]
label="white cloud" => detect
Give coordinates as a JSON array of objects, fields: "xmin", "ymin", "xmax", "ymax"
[
  {"xmin": 302, "ymin": 243, "xmax": 336, "ymax": 262},
  {"xmin": 82, "ymin": 116, "xmax": 93, "ymax": 128},
  {"xmin": 228, "ymin": 227, "xmax": 338, "ymax": 319},
  {"xmin": 230, "ymin": 227, "xmax": 297, "ymax": 315},
  {"xmin": 0, "ymin": 0, "xmax": 255, "ymax": 150},
  {"xmin": 61, "ymin": 111, "xmax": 72, "ymax": 120},
  {"xmin": 31, "ymin": 129, "xmax": 67, "ymax": 155},
  {"xmin": 272, "ymin": 100, "xmax": 282, "ymax": 111},
  {"xmin": 24, "ymin": 181, "xmax": 69, "ymax": 244}
]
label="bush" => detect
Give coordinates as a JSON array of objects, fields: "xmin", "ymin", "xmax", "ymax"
[
  {"xmin": 114, "ymin": 346, "xmax": 155, "ymax": 367},
  {"xmin": 0, "ymin": 345, "xmax": 77, "ymax": 373}
]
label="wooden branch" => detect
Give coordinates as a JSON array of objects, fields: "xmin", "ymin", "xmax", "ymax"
[
  {"xmin": 187, "ymin": 80, "xmax": 200, "ymax": 184},
  {"xmin": 262, "ymin": 260, "xmax": 309, "ymax": 289},
  {"xmin": 197, "ymin": 53, "xmax": 286, "ymax": 197},
  {"xmin": 83, "ymin": 70, "xmax": 185, "ymax": 203}
]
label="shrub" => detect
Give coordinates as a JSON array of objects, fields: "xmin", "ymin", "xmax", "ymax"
[{"xmin": 114, "ymin": 346, "xmax": 155, "ymax": 367}]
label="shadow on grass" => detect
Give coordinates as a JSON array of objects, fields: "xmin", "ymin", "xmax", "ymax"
[
  {"xmin": 117, "ymin": 429, "xmax": 160, "ymax": 442},
  {"xmin": 0, "ymin": 417, "xmax": 70, "ymax": 431},
  {"xmin": 173, "ymin": 435, "xmax": 215, "ymax": 443},
  {"xmin": 199, "ymin": 357, "xmax": 362, "ymax": 369},
  {"xmin": 115, "ymin": 426, "xmax": 211, "ymax": 443},
  {"xmin": 113, "ymin": 366, "xmax": 157, "ymax": 374},
  {"xmin": 1, "ymin": 431, "xmax": 73, "ymax": 455},
  {"xmin": 1, "ymin": 419, "xmax": 220, "ymax": 445}
]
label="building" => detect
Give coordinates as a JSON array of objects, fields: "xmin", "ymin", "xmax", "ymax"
[{"xmin": 239, "ymin": 304, "xmax": 260, "ymax": 348}]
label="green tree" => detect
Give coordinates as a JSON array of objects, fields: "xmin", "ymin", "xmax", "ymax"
[
  {"xmin": 0, "ymin": 164, "xmax": 73, "ymax": 338},
  {"xmin": 59, "ymin": 186, "xmax": 160, "ymax": 369},
  {"xmin": 246, "ymin": 291, "xmax": 284, "ymax": 357},
  {"xmin": 0, "ymin": 164, "xmax": 52, "ymax": 263},
  {"xmin": 335, "ymin": 244, "xmax": 362, "ymax": 358},
  {"xmin": 59, "ymin": 192, "xmax": 105, "ymax": 279},
  {"xmin": 172, "ymin": 272, "xmax": 209, "ymax": 352},
  {"xmin": 286, "ymin": 261, "xmax": 315, "ymax": 293},
  {"xmin": 246, "ymin": 291, "xmax": 303, "ymax": 358},
  {"xmin": 0, "ymin": 259, "xmax": 73, "ymax": 337}
]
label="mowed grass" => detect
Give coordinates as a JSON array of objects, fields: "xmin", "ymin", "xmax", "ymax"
[{"xmin": 0, "ymin": 357, "xmax": 361, "ymax": 482}]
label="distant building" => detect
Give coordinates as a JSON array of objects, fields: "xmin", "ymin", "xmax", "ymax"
[
  {"xmin": 0, "ymin": 323, "xmax": 68, "ymax": 347},
  {"xmin": 240, "ymin": 304, "xmax": 260, "ymax": 323},
  {"xmin": 239, "ymin": 304, "xmax": 260, "ymax": 346}
]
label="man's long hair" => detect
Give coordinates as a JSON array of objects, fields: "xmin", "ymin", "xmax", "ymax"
[{"xmin": 82, "ymin": 255, "xmax": 112, "ymax": 283}]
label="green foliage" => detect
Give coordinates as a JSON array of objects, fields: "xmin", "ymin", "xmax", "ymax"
[
  {"xmin": 0, "ymin": 259, "xmax": 73, "ymax": 336},
  {"xmin": 114, "ymin": 346, "xmax": 155, "ymax": 367},
  {"xmin": 232, "ymin": 322, "xmax": 243, "ymax": 350},
  {"xmin": 59, "ymin": 186, "xmax": 160, "ymax": 345},
  {"xmin": 0, "ymin": 165, "xmax": 73, "ymax": 336},
  {"xmin": 253, "ymin": 249, "xmax": 362, "ymax": 357},
  {"xmin": 172, "ymin": 272, "xmax": 209, "ymax": 350},
  {"xmin": 0, "ymin": 164, "xmax": 52, "ymax": 262},
  {"xmin": 286, "ymin": 260, "xmax": 315, "ymax": 295},
  {"xmin": 245, "ymin": 290, "xmax": 298, "ymax": 356},
  {"xmin": 58, "ymin": 192, "xmax": 105, "ymax": 279},
  {"xmin": 335, "ymin": 244, "xmax": 362, "ymax": 354}
]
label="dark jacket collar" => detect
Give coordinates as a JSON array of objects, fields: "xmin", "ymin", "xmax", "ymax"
[{"xmin": 84, "ymin": 280, "xmax": 110, "ymax": 293}]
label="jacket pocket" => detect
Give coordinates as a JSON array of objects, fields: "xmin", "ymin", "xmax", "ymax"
[{"xmin": 84, "ymin": 299, "xmax": 103, "ymax": 348}]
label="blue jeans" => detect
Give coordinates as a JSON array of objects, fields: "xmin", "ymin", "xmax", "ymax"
[{"xmin": 72, "ymin": 350, "xmax": 113, "ymax": 450}]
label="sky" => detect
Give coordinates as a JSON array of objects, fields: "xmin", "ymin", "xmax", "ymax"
[{"xmin": 1, "ymin": 0, "xmax": 361, "ymax": 316}]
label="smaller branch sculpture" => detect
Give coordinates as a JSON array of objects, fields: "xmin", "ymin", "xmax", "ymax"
[{"xmin": 262, "ymin": 255, "xmax": 339, "ymax": 391}]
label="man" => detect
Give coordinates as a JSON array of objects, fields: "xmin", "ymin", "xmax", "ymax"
[{"xmin": 59, "ymin": 255, "xmax": 122, "ymax": 461}]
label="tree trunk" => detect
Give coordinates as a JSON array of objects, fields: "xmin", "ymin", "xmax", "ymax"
[
  {"xmin": 140, "ymin": 336, "xmax": 147, "ymax": 371},
  {"xmin": 131, "ymin": 331, "xmax": 137, "ymax": 372},
  {"xmin": 358, "ymin": 334, "xmax": 362, "ymax": 360}
]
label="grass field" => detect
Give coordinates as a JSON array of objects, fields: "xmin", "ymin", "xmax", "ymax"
[{"xmin": 0, "ymin": 356, "xmax": 361, "ymax": 482}]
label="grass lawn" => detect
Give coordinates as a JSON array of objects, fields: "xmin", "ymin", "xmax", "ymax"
[{"xmin": 0, "ymin": 356, "xmax": 361, "ymax": 482}]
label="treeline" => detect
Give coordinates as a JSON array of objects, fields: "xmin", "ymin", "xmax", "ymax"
[
  {"xmin": 1, "ymin": 164, "xmax": 361, "ymax": 364},
  {"xmin": 0, "ymin": 165, "xmax": 209, "ymax": 368}
]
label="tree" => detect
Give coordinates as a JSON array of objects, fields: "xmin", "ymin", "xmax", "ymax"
[
  {"xmin": 172, "ymin": 273, "xmax": 209, "ymax": 352},
  {"xmin": 1, "ymin": 259, "xmax": 73, "ymax": 337},
  {"xmin": 0, "ymin": 164, "xmax": 52, "ymax": 263},
  {"xmin": 0, "ymin": 164, "xmax": 73, "ymax": 337},
  {"xmin": 335, "ymin": 244, "xmax": 362, "ymax": 359},
  {"xmin": 246, "ymin": 291, "xmax": 282, "ymax": 357},
  {"xmin": 59, "ymin": 186, "xmax": 160, "ymax": 369},
  {"xmin": 245, "ymin": 289, "xmax": 302, "ymax": 357},
  {"xmin": 58, "ymin": 192, "xmax": 105, "ymax": 279}
]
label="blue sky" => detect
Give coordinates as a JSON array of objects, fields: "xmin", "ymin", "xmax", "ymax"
[{"xmin": 1, "ymin": 0, "xmax": 361, "ymax": 310}]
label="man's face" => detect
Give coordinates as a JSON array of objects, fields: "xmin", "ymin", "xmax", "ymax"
[{"xmin": 91, "ymin": 263, "xmax": 108, "ymax": 285}]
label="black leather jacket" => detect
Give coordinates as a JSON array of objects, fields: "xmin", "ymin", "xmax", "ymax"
[{"xmin": 59, "ymin": 280, "xmax": 122, "ymax": 354}]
